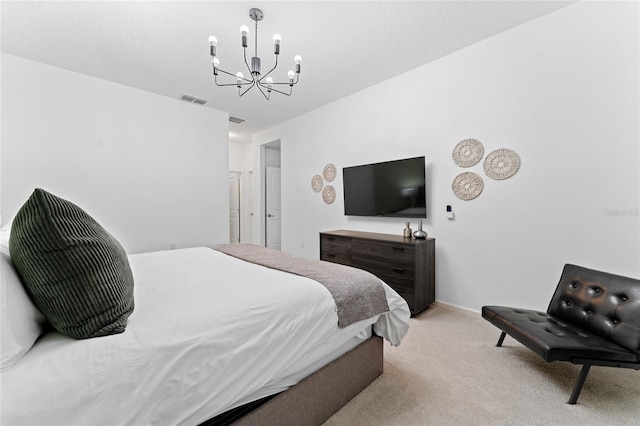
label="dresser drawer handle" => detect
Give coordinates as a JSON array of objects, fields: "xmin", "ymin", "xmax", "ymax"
[
  {"xmin": 392, "ymin": 267, "xmax": 405, "ymax": 273},
  {"xmin": 392, "ymin": 247, "xmax": 405, "ymax": 252}
]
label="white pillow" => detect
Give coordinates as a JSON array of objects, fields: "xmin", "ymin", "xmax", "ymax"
[{"xmin": 1, "ymin": 221, "xmax": 47, "ymax": 371}]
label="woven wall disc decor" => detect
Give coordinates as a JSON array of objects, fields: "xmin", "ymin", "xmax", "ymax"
[
  {"xmin": 311, "ymin": 174, "xmax": 323, "ymax": 193},
  {"xmin": 322, "ymin": 186, "xmax": 336, "ymax": 204},
  {"xmin": 483, "ymin": 148, "xmax": 520, "ymax": 180},
  {"xmin": 452, "ymin": 172, "xmax": 484, "ymax": 200},
  {"xmin": 452, "ymin": 138, "xmax": 484, "ymax": 167},
  {"xmin": 323, "ymin": 163, "xmax": 337, "ymax": 182}
]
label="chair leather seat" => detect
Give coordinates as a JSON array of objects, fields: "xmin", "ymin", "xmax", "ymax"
[{"xmin": 482, "ymin": 306, "xmax": 640, "ymax": 363}]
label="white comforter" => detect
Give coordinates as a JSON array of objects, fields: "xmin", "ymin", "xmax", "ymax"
[{"xmin": 1, "ymin": 247, "xmax": 410, "ymax": 426}]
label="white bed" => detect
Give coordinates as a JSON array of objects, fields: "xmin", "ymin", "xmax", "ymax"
[{"xmin": 1, "ymin": 246, "xmax": 410, "ymax": 425}]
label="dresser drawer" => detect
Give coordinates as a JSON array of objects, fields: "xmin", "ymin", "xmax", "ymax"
[
  {"xmin": 351, "ymin": 240, "xmax": 414, "ymax": 267},
  {"xmin": 352, "ymin": 254, "xmax": 415, "ymax": 280},
  {"xmin": 361, "ymin": 264, "xmax": 416, "ymax": 289},
  {"xmin": 320, "ymin": 250, "xmax": 351, "ymax": 266},
  {"xmin": 388, "ymin": 286, "xmax": 415, "ymax": 307},
  {"xmin": 320, "ymin": 235, "xmax": 351, "ymax": 254},
  {"xmin": 320, "ymin": 234, "xmax": 351, "ymax": 266}
]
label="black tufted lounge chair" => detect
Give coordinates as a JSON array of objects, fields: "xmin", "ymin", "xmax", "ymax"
[{"xmin": 482, "ymin": 264, "xmax": 640, "ymax": 404}]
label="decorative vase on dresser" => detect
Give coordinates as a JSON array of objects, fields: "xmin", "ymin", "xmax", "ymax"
[{"xmin": 320, "ymin": 229, "xmax": 435, "ymax": 315}]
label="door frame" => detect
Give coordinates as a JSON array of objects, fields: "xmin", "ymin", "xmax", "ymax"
[
  {"xmin": 260, "ymin": 140, "xmax": 281, "ymax": 247},
  {"xmin": 265, "ymin": 166, "xmax": 281, "ymax": 250},
  {"xmin": 229, "ymin": 171, "xmax": 241, "ymax": 243}
]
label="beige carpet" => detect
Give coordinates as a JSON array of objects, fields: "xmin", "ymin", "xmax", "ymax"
[{"xmin": 324, "ymin": 303, "xmax": 640, "ymax": 425}]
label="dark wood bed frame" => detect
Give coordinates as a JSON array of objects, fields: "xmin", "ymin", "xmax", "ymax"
[{"xmin": 200, "ymin": 335, "xmax": 383, "ymax": 426}]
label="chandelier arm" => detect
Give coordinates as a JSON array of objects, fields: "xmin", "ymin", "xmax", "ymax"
[
  {"xmin": 258, "ymin": 82, "xmax": 292, "ymax": 96},
  {"xmin": 215, "ymin": 81, "xmax": 244, "ymax": 87},
  {"xmin": 258, "ymin": 55, "xmax": 279, "ymax": 83},
  {"xmin": 215, "ymin": 68, "xmax": 238, "ymax": 78},
  {"xmin": 242, "ymin": 47, "xmax": 255, "ymax": 81},
  {"xmin": 239, "ymin": 80, "xmax": 256, "ymax": 97},
  {"xmin": 214, "ymin": 73, "xmax": 243, "ymax": 87},
  {"xmin": 213, "ymin": 68, "xmax": 252, "ymax": 86},
  {"xmin": 255, "ymin": 82, "xmax": 271, "ymax": 100},
  {"xmin": 270, "ymin": 87, "xmax": 292, "ymax": 96},
  {"xmin": 216, "ymin": 67, "xmax": 251, "ymax": 82},
  {"xmin": 269, "ymin": 81, "xmax": 295, "ymax": 86}
]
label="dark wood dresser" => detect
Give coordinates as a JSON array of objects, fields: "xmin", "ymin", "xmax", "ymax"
[{"xmin": 320, "ymin": 229, "xmax": 435, "ymax": 315}]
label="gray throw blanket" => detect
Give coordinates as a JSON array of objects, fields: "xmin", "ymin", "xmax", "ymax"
[{"xmin": 214, "ymin": 244, "xmax": 390, "ymax": 328}]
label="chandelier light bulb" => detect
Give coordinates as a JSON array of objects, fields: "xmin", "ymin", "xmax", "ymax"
[
  {"xmin": 236, "ymin": 72, "xmax": 244, "ymax": 79},
  {"xmin": 288, "ymin": 70, "xmax": 295, "ymax": 80},
  {"xmin": 213, "ymin": 58, "xmax": 220, "ymax": 68},
  {"xmin": 240, "ymin": 25, "xmax": 249, "ymax": 48},
  {"xmin": 294, "ymin": 55, "xmax": 302, "ymax": 64},
  {"xmin": 266, "ymin": 77, "xmax": 273, "ymax": 90},
  {"xmin": 273, "ymin": 34, "xmax": 281, "ymax": 55},
  {"xmin": 209, "ymin": 35, "xmax": 218, "ymax": 56}
]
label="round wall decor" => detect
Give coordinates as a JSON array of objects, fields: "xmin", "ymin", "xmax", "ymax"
[
  {"xmin": 484, "ymin": 148, "xmax": 520, "ymax": 180},
  {"xmin": 322, "ymin": 186, "xmax": 336, "ymax": 204},
  {"xmin": 323, "ymin": 163, "xmax": 337, "ymax": 182},
  {"xmin": 311, "ymin": 174, "xmax": 323, "ymax": 192},
  {"xmin": 452, "ymin": 138, "xmax": 484, "ymax": 167},
  {"xmin": 452, "ymin": 172, "xmax": 484, "ymax": 200}
]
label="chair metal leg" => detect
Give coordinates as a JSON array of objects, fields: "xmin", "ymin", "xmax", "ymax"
[
  {"xmin": 496, "ymin": 331, "xmax": 507, "ymax": 347},
  {"xmin": 568, "ymin": 364, "xmax": 591, "ymax": 404}
]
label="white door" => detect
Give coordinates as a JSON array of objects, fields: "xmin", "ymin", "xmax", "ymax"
[
  {"xmin": 244, "ymin": 170, "xmax": 253, "ymax": 244},
  {"xmin": 265, "ymin": 166, "xmax": 281, "ymax": 250},
  {"xmin": 229, "ymin": 172, "xmax": 240, "ymax": 243}
]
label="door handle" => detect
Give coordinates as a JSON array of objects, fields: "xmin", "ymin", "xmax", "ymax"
[{"xmin": 267, "ymin": 214, "xmax": 274, "ymax": 217}]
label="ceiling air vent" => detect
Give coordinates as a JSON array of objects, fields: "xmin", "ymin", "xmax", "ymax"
[
  {"xmin": 180, "ymin": 94, "xmax": 208, "ymax": 105},
  {"xmin": 229, "ymin": 116, "xmax": 245, "ymax": 124}
]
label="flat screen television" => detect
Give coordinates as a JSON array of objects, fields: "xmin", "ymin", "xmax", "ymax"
[{"xmin": 343, "ymin": 156, "xmax": 426, "ymax": 218}]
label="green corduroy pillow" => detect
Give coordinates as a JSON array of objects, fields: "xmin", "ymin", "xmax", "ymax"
[{"xmin": 9, "ymin": 188, "xmax": 134, "ymax": 339}]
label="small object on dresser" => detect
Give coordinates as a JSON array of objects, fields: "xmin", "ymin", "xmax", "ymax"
[
  {"xmin": 403, "ymin": 222, "xmax": 412, "ymax": 238},
  {"xmin": 413, "ymin": 221, "xmax": 427, "ymax": 239}
]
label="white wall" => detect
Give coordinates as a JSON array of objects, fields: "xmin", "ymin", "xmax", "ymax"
[
  {"xmin": 252, "ymin": 2, "xmax": 639, "ymax": 312},
  {"xmin": 1, "ymin": 54, "xmax": 230, "ymax": 254},
  {"xmin": 229, "ymin": 142, "xmax": 252, "ymax": 173}
]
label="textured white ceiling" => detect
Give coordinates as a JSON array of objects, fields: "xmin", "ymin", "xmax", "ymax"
[{"xmin": 1, "ymin": 1, "xmax": 575, "ymax": 144}]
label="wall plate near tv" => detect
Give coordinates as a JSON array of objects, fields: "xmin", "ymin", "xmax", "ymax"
[{"xmin": 343, "ymin": 156, "xmax": 427, "ymax": 218}]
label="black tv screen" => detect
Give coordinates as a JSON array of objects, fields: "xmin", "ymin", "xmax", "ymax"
[{"xmin": 343, "ymin": 156, "xmax": 426, "ymax": 218}]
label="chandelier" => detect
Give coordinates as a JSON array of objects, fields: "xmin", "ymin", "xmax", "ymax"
[{"xmin": 208, "ymin": 8, "xmax": 302, "ymax": 100}]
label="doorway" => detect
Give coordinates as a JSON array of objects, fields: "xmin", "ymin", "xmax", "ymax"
[
  {"xmin": 265, "ymin": 166, "xmax": 281, "ymax": 250},
  {"xmin": 261, "ymin": 140, "xmax": 281, "ymax": 250},
  {"xmin": 229, "ymin": 171, "xmax": 241, "ymax": 243}
]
